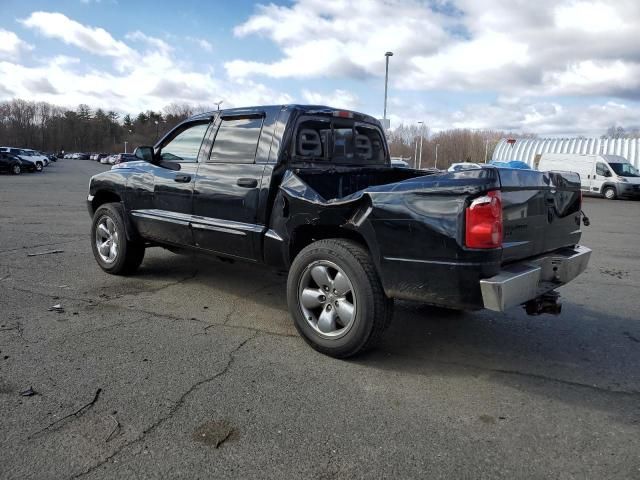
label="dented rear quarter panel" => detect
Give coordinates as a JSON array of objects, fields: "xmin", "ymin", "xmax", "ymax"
[{"xmin": 271, "ymin": 168, "xmax": 505, "ymax": 308}]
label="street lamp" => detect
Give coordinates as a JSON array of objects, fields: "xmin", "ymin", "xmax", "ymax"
[
  {"xmin": 484, "ymin": 138, "xmax": 489, "ymax": 163},
  {"xmin": 124, "ymin": 129, "xmax": 132, "ymax": 154},
  {"xmin": 383, "ymin": 52, "xmax": 393, "ymax": 128},
  {"xmin": 417, "ymin": 121, "xmax": 424, "ymax": 169},
  {"xmin": 214, "ymin": 100, "xmax": 223, "ymax": 111},
  {"xmin": 155, "ymin": 120, "xmax": 159, "ymax": 141},
  {"xmin": 435, "ymin": 143, "xmax": 440, "ymax": 169}
]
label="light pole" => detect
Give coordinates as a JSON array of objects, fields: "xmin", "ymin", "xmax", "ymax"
[
  {"xmin": 435, "ymin": 143, "xmax": 439, "ymax": 169},
  {"xmin": 383, "ymin": 51, "xmax": 393, "ymax": 128},
  {"xmin": 484, "ymin": 138, "xmax": 489, "ymax": 163},
  {"xmin": 124, "ymin": 129, "xmax": 132, "ymax": 153},
  {"xmin": 155, "ymin": 120, "xmax": 159, "ymax": 141},
  {"xmin": 214, "ymin": 100, "xmax": 223, "ymax": 111},
  {"xmin": 417, "ymin": 121, "xmax": 424, "ymax": 169}
]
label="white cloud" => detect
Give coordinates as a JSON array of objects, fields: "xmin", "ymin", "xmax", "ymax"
[
  {"xmin": 388, "ymin": 96, "xmax": 640, "ymax": 136},
  {"xmin": 186, "ymin": 36, "xmax": 213, "ymax": 52},
  {"xmin": 125, "ymin": 31, "xmax": 172, "ymax": 56},
  {"xmin": 301, "ymin": 89, "xmax": 360, "ymax": 109},
  {"xmin": 20, "ymin": 12, "xmax": 135, "ymax": 65},
  {"xmin": 226, "ymin": 0, "xmax": 640, "ymax": 99},
  {"xmin": 0, "ymin": 29, "xmax": 33, "ymax": 60},
  {"xmin": 4, "ymin": 12, "xmax": 293, "ymax": 114},
  {"xmin": 227, "ymin": 0, "xmax": 449, "ymax": 80}
]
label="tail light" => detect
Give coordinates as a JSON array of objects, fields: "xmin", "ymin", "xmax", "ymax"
[{"xmin": 465, "ymin": 190, "xmax": 503, "ymax": 249}]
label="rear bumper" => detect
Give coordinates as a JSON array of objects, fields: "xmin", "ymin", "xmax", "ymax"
[{"xmin": 480, "ymin": 245, "xmax": 591, "ymax": 312}]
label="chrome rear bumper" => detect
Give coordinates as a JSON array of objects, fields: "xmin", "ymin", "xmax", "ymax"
[{"xmin": 480, "ymin": 245, "xmax": 591, "ymax": 312}]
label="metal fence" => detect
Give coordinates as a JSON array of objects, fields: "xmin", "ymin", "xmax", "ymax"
[{"xmin": 492, "ymin": 137, "xmax": 640, "ymax": 168}]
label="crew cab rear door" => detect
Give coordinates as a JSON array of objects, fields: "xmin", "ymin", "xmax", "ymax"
[{"xmin": 191, "ymin": 112, "xmax": 269, "ymax": 260}]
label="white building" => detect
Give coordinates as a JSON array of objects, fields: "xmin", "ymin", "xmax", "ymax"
[{"xmin": 492, "ymin": 137, "xmax": 640, "ymax": 169}]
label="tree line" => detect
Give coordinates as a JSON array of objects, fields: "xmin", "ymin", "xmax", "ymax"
[
  {"xmin": 1, "ymin": 98, "xmax": 636, "ymax": 167},
  {"xmin": 0, "ymin": 99, "xmax": 208, "ymax": 154},
  {"xmin": 386, "ymin": 124, "xmax": 537, "ymax": 169}
]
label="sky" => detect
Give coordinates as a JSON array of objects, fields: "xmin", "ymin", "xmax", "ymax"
[{"xmin": 1, "ymin": 0, "xmax": 639, "ymax": 136}]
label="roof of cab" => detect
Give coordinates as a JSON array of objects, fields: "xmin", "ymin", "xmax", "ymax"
[{"xmin": 188, "ymin": 104, "xmax": 380, "ymax": 125}]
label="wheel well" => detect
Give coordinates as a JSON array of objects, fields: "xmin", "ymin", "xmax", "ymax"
[
  {"xmin": 91, "ymin": 190, "xmax": 121, "ymax": 214},
  {"xmin": 289, "ymin": 225, "xmax": 368, "ymax": 264}
]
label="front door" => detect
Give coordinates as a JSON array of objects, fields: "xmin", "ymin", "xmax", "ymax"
[
  {"xmin": 131, "ymin": 120, "xmax": 210, "ymax": 246},
  {"xmin": 191, "ymin": 114, "xmax": 267, "ymax": 260}
]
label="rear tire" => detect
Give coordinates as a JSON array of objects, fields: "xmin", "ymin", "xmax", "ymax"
[
  {"xmin": 35, "ymin": 162, "xmax": 43, "ymax": 172},
  {"xmin": 91, "ymin": 203, "xmax": 145, "ymax": 275},
  {"xmin": 11, "ymin": 164, "xmax": 21, "ymax": 175},
  {"xmin": 287, "ymin": 239, "xmax": 393, "ymax": 358},
  {"xmin": 603, "ymin": 186, "xmax": 617, "ymax": 200}
]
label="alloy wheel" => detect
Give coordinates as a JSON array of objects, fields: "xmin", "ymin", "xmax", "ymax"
[
  {"xmin": 95, "ymin": 216, "xmax": 119, "ymax": 263},
  {"xmin": 298, "ymin": 260, "xmax": 357, "ymax": 339}
]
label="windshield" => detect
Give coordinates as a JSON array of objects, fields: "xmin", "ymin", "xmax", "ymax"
[
  {"xmin": 294, "ymin": 117, "xmax": 386, "ymax": 165},
  {"xmin": 609, "ymin": 162, "xmax": 639, "ymax": 177},
  {"xmin": 21, "ymin": 150, "xmax": 34, "ymax": 156}
]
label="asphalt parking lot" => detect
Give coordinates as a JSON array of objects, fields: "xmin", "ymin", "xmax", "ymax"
[{"xmin": 1, "ymin": 160, "xmax": 639, "ymax": 479}]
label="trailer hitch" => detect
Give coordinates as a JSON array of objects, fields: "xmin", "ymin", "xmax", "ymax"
[{"xmin": 524, "ymin": 291, "xmax": 562, "ymax": 316}]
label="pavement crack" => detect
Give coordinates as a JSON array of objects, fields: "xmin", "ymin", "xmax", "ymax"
[
  {"xmin": 0, "ymin": 238, "xmax": 83, "ymax": 255},
  {"xmin": 30, "ymin": 388, "xmax": 103, "ymax": 439},
  {"xmin": 71, "ymin": 331, "xmax": 259, "ymax": 479}
]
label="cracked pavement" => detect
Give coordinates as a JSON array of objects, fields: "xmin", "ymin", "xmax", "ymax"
[{"xmin": 1, "ymin": 161, "xmax": 639, "ymax": 479}]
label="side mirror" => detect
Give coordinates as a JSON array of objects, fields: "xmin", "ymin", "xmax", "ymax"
[
  {"xmin": 604, "ymin": 170, "xmax": 612, "ymax": 177},
  {"xmin": 134, "ymin": 146, "xmax": 155, "ymax": 162}
]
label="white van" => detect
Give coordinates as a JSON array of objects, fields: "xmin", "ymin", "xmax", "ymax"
[{"xmin": 537, "ymin": 153, "xmax": 640, "ymax": 200}]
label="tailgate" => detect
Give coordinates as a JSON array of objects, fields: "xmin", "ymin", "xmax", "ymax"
[{"xmin": 498, "ymin": 169, "xmax": 582, "ymax": 264}]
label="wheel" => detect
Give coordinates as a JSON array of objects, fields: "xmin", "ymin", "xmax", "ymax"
[
  {"xmin": 603, "ymin": 186, "xmax": 617, "ymax": 200},
  {"xmin": 35, "ymin": 162, "xmax": 43, "ymax": 172},
  {"xmin": 11, "ymin": 164, "xmax": 21, "ymax": 175},
  {"xmin": 91, "ymin": 203, "xmax": 145, "ymax": 275},
  {"xmin": 287, "ymin": 239, "xmax": 393, "ymax": 358}
]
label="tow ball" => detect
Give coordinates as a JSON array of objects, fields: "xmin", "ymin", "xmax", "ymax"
[{"xmin": 524, "ymin": 291, "xmax": 562, "ymax": 316}]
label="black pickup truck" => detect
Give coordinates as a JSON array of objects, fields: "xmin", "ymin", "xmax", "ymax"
[{"xmin": 87, "ymin": 105, "xmax": 591, "ymax": 357}]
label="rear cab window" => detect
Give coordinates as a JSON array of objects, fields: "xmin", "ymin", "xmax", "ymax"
[{"xmin": 292, "ymin": 115, "xmax": 387, "ymax": 166}]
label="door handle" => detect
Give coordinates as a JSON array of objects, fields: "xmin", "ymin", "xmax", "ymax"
[
  {"xmin": 237, "ymin": 178, "xmax": 258, "ymax": 188},
  {"xmin": 174, "ymin": 174, "xmax": 191, "ymax": 183}
]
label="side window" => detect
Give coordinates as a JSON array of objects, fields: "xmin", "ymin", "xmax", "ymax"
[
  {"xmin": 209, "ymin": 117, "xmax": 263, "ymax": 164},
  {"xmin": 160, "ymin": 122, "xmax": 209, "ymax": 163},
  {"xmin": 596, "ymin": 162, "xmax": 609, "ymax": 176}
]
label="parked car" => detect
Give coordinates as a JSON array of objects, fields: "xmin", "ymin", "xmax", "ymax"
[
  {"xmin": 101, "ymin": 155, "xmax": 112, "ymax": 164},
  {"xmin": 22, "ymin": 149, "xmax": 49, "ymax": 166},
  {"xmin": 0, "ymin": 147, "xmax": 44, "ymax": 172},
  {"xmin": 390, "ymin": 158, "xmax": 409, "ymax": 168},
  {"xmin": 112, "ymin": 153, "xmax": 136, "ymax": 165},
  {"xmin": 489, "ymin": 160, "xmax": 531, "ymax": 170},
  {"xmin": 0, "ymin": 151, "xmax": 24, "ymax": 175},
  {"xmin": 87, "ymin": 105, "xmax": 591, "ymax": 358},
  {"xmin": 538, "ymin": 153, "xmax": 640, "ymax": 200},
  {"xmin": 448, "ymin": 162, "xmax": 483, "ymax": 172}
]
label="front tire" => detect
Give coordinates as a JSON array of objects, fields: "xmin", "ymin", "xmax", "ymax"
[
  {"xmin": 91, "ymin": 203, "xmax": 145, "ymax": 275},
  {"xmin": 287, "ymin": 239, "xmax": 393, "ymax": 358},
  {"xmin": 35, "ymin": 162, "xmax": 43, "ymax": 172},
  {"xmin": 12, "ymin": 164, "xmax": 21, "ymax": 175},
  {"xmin": 603, "ymin": 186, "xmax": 617, "ymax": 200}
]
